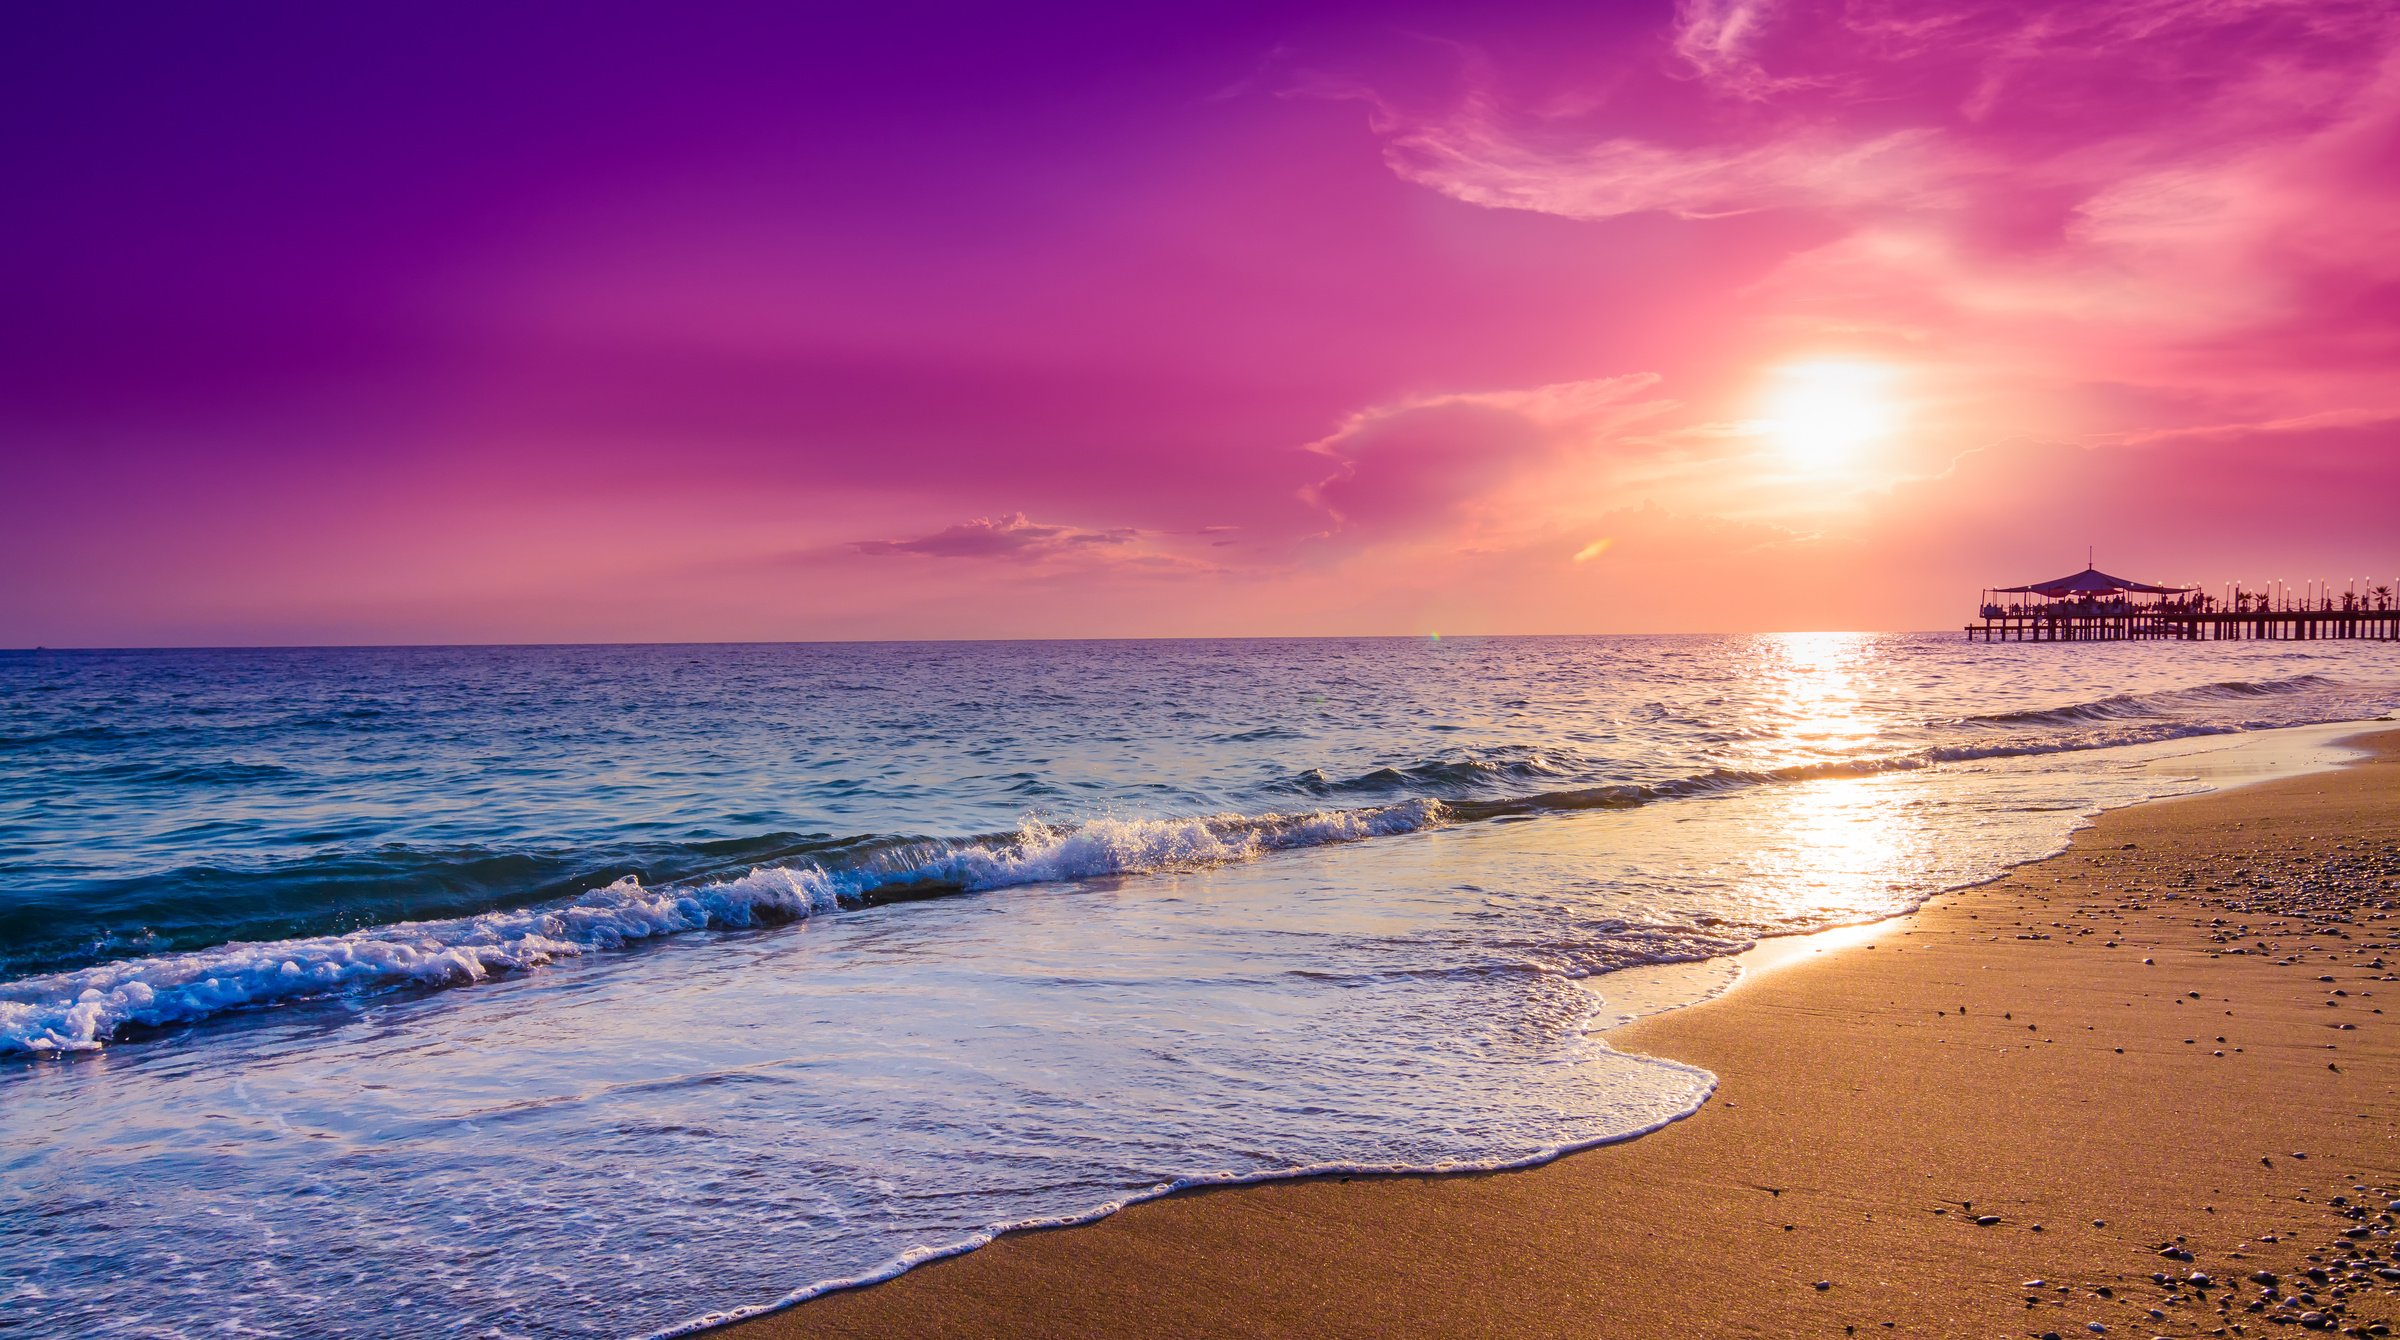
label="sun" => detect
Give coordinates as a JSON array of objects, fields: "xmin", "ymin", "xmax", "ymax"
[{"xmin": 1761, "ymin": 360, "xmax": 1898, "ymax": 469}]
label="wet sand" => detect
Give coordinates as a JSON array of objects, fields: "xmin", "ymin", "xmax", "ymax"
[{"xmin": 722, "ymin": 732, "xmax": 2400, "ymax": 1339}]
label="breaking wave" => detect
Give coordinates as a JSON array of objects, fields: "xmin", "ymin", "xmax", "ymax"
[
  {"xmin": 1945, "ymin": 673, "xmax": 2333, "ymax": 729},
  {"xmin": 6, "ymin": 667, "xmax": 2388, "ymax": 1056},
  {"xmin": 0, "ymin": 802, "xmax": 1444, "ymax": 1054},
  {"xmin": 1273, "ymin": 751, "xmax": 1576, "ymax": 797}
]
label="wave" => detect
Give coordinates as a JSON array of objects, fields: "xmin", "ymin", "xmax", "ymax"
[
  {"xmin": 0, "ymin": 835, "xmax": 859, "ymax": 981},
  {"xmin": 1213, "ymin": 725, "xmax": 1307, "ymax": 743},
  {"xmin": 1438, "ymin": 719, "xmax": 2257, "ymax": 822},
  {"xmin": 7, "ymin": 676, "xmax": 2386, "ymax": 1055},
  {"xmin": 0, "ymin": 801, "xmax": 1444, "ymax": 1055},
  {"xmin": 1945, "ymin": 673, "xmax": 2333, "ymax": 729},
  {"xmin": 1273, "ymin": 752, "xmax": 1574, "ymax": 798}
]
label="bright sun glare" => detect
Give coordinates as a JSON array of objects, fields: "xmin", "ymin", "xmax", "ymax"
[{"xmin": 1762, "ymin": 360, "xmax": 1897, "ymax": 470}]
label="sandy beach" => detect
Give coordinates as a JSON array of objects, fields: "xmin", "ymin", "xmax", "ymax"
[{"xmin": 725, "ymin": 732, "xmax": 2400, "ymax": 1339}]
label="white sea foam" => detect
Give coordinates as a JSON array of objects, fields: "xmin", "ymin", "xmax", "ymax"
[
  {"xmin": 0, "ymin": 868, "xmax": 844, "ymax": 1053},
  {"xmin": 904, "ymin": 799, "xmax": 1446, "ymax": 888},
  {"xmin": 0, "ymin": 799, "xmax": 1448, "ymax": 1054},
  {"xmin": 637, "ymin": 1060, "xmax": 1717, "ymax": 1340}
]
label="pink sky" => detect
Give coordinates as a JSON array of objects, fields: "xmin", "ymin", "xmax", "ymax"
[{"xmin": 3, "ymin": 0, "xmax": 2396, "ymax": 644}]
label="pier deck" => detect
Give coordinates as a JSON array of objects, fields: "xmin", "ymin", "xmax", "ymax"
[{"xmin": 1966, "ymin": 609, "xmax": 2400, "ymax": 641}]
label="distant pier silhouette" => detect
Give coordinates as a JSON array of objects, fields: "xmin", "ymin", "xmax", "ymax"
[{"xmin": 1967, "ymin": 563, "xmax": 2399, "ymax": 642}]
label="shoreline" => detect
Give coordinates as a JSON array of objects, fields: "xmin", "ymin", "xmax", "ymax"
[
  {"xmin": 1587, "ymin": 717, "xmax": 2382, "ymax": 1030},
  {"xmin": 715, "ymin": 728, "xmax": 2400, "ymax": 1338}
]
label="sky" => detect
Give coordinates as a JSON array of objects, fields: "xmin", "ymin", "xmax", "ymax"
[{"xmin": 4, "ymin": 0, "xmax": 2397, "ymax": 645}]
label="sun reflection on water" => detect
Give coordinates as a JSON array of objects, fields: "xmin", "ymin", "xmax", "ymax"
[
  {"xmin": 1757, "ymin": 631, "xmax": 1881, "ymax": 762},
  {"xmin": 1749, "ymin": 774, "xmax": 1923, "ymax": 924},
  {"xmin": 1735, "ymin": 633, "xmax": 1925, "ymax": 923}
]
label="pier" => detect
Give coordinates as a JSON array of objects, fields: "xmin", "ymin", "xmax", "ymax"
[{"xmin": 1965, "ymin": 565, "xmax": 2400, "ymax": 642}]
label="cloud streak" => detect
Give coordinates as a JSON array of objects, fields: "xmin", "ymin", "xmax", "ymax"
[
  {"xmin": 1300, "ymin": 374, "xmax": 1673, "ymax": 534},
  {"xmin": 1342, "ymin": 0, "xmax": 2400, "ymax": 419},
  {"xmin": 853, "ymin": 514, "xmax": 1140, "ymax": 561}
]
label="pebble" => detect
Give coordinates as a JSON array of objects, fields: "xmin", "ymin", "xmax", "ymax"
[{"xmin": 1973, "ymin": 841, "xmax": 2400, "ymax": 1332}]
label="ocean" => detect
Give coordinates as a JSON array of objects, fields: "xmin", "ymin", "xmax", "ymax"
[{"xmin": 3, "ymin": 635, "xmax": 2397, "ymax": 1337}]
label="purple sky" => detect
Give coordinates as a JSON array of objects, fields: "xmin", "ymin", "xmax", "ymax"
[{"xmin": 6, "ymin": 1, "xmax": 2398, "ymax": 644}]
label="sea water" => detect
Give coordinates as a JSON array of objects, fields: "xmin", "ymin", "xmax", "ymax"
[{"xmin": 2, "ymin": 634, "xmax": 2396, "ymax": 1336}]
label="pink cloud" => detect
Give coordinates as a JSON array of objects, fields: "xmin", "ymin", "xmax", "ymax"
[
  {"xmin": 1301, "ymin": 374, "xmax": 1672, "ymax": 535},
  {"xmin": 1343, "ymin": 0, "xmax": 2400, "ymax": 405},
  {"xmin": 852, "ymin": 514, "xmax": 1142, "ymax": 561},
  {"xmin": 1381, "ymin": 116, "xmax": 1944, "ymax": 222},
  {"xmin": 1669, "ymin": 0, "xmax": 1794, "ymax": 99}
]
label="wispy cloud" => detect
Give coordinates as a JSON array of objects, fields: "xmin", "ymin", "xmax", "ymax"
[
  {"xmin": 1670, "ymin": 0, "xmax": 1822, "ymax": 100},
  {"xmin": 1381, "ymin": 115, "xmax": 1942, "ymax": 222},
  {"xmin": 1299, "ymin": 374, "xmax": 1673, "ymax": 533},
  {"xmin": 1342, "ymin": 0, "xmax": 2400, "ymax": 403},
  {"xmin": 2105, "ymin": 407, "xmax": 2400, "ymax": 446},
  {"xmin": 853, "ymin": 513, "xmax": 1139, "ymax": 561}
]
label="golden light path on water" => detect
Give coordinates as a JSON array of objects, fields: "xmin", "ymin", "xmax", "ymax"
[{"xmin": 1742, "ymin": 632, "xmax": 1924, "ymax": 924}]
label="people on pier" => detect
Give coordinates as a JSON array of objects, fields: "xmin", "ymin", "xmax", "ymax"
[{"xmin": 1965, "ymin": 564, "xmax": 2400, "ymax": 640}]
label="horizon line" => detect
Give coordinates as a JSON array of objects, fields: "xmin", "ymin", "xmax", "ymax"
[{"xmin": 1, "ymin": 629, "xmax": 1963, "ymax": 654}]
